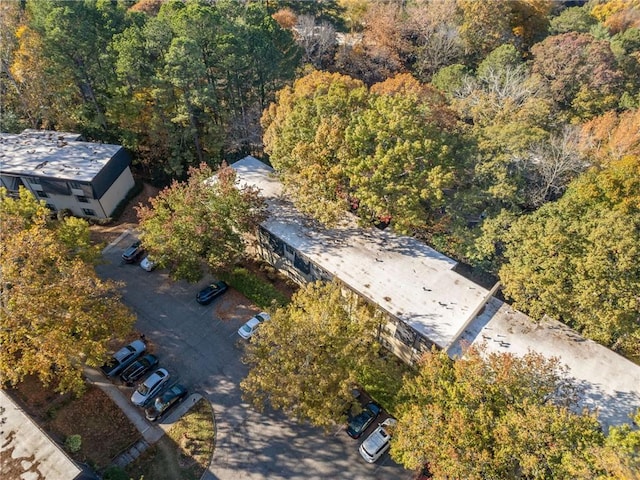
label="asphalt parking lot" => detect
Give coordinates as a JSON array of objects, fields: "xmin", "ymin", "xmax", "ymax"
[{"xmin": 97, "ymin": 232, "xmax": 411, "ymax": 480}]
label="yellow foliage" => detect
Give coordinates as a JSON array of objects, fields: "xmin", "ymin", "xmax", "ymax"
[{"xmin": 591, "ymin": 0, "xmax": 640, "ymax": 22}]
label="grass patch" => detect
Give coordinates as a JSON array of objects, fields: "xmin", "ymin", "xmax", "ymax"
[
  {"xmin": 221, "ymin": 266, "xmax": 290, "ymax": 310},
  {"xmin": 126, "ymin": 398, "xmax": 215, "ymax": 480}
]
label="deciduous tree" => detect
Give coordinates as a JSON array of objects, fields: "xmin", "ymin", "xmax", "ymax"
[
  {"xmin": 499, "ymin": 156, "xmax": 640, "ymax": 355},
  {"xmin": 136, "ymin": 163, "xmax": 266, "ymax": 282},
  {"xmin": 240, "ymin": 281, "xmax": 383, "ymax": 429},
  {"xmin": 391, "ymin": 348, "xmax": 605, "ymax": 479},
  {"xmin": 0, "ymin": 188, "xmax": 135, "ymax": 395}
]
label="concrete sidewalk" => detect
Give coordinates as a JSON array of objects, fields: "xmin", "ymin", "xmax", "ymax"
[{"xmin": 84, "ymin": 367, "xmax": 164, "ymax": 444}]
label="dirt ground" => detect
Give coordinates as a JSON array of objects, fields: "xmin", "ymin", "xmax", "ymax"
[{"xmin": 89, "ymin": 182, "xmax": 160, "ymax": 246}]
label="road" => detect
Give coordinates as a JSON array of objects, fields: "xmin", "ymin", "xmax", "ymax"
[{"xmin": 98, "ymin": 232, "xmax": 411, "ymax": 480}]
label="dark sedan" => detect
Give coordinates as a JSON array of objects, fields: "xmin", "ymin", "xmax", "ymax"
[
  {"xmin": 346, "ymin": 401, "xmax": 381, "ymax": 439},
  {"xmin": 196, "ymin": 280, "xmax": 228, "ymax": 305},
  {"xmin": 120, "ymin": 354, "xmax": 159, "ymax": 386},
  {"xmin": 122, "ymin": 240, "xmax": 144, "ymax": 263},
  {"xmin": 144, "ymin": 384, "xmax": 188, "ymax": 421}
]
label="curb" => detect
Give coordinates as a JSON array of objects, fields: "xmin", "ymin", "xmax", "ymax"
[{"xmin": 102, "ymin": 228, "xmax": 133, "ymax": 254}]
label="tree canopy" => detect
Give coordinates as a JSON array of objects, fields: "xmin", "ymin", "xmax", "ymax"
[
  {"xmin": 136, "ymin": 163, "xmax": 266, "ymax": 282},
  {"xmin": 0, "ymin": 188, "xmax": 135, "ymax": 394},
  {"xmin": 391, "ymin": 347, "xmax": 605, "ymax": 479},
  {"xmin": 499, "ymin": 156, "xmax": 640, "ymax": 355},
  {"xmin": 240, "ymin": 281, "xmax": 387, "ymax": 429}
]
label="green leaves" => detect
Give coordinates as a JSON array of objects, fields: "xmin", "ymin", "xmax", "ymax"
[
  {"xmin": 263, "ymin": 71, "xmax": 465, "ymax": 233},
  {"xmin": 391, "ymin": 348, "xmax": 604, "ymax": 479},
  {"xmin": 0, "ymin": 188, "xmax": 135, "ymax": 395},
  {"xmin": 499, "ymin": 156, "xmax": 640, "ymax": 356},
  {"xmin": 136, "ymin": 163, "xmax": 266, "ymax": 282},
  {"xmin": 240, "ymin": 281, "xmax": 384, "ymax": 430}
]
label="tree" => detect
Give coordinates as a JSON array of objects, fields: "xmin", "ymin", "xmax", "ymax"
[
  {"xmin": 344, "ymin": 74, "xmax": 463, "ymax": 233},
  {"xmin": 579, "ymin": 108, "xmax": 640, "ymax": 162},
  {"xmin": 262, "ymin": 70, "xmax": 369, "ymax": 225},
  {"xmin": 391, "ymin": 347, "xmax": 605, "ymax": 479},
  {"xmin": 549, "ymin": 6, "xmax": 597, "ymax": 35},
  {"xmin": 136, "ymin": 163, "xmax": 266, "ymax": 282},
  {"xmin": 0, "ymin": 188, "xmax": 135, "ymax": 395},
  {"xmin": 531, "ymin": 32, "xmax": 624, "ymax": 119},
  {"xmin": 240, "ymin": 281, "xmax": 384, "ymax": 430},
  {"xmin": 499, "ymin": 156, "xmax": 640, "ymax": 355}
]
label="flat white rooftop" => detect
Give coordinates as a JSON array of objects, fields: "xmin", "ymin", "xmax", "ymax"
[
  {"xmin": 233, "ymin": 156, "xmax": 640, "ymax": 429},
  {"xmin": 0, "ymin": 130, "xmax": 122, "ymax": 182},
  {"xmin": 449, "ymin": 297, "xmax": 640, "ymax": 429},
  {"xmin": 232, "ymin": 156, "xmax": 490, "ymax": 349},
  {"xmin": 0, "ymin": 389, "xmax": 81, "ymax": 480}
]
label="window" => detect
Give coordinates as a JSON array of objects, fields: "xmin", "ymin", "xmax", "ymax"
[
  {"xmin": 69, "ymin": 181, "xmax": 82, "ymax": 189},
  {"xmin": 45, "ymin": 203, "xmax": 56, "ymax": 212},
  {"xmin": 76, "ymin": 195, "xmax": 89, "ymax": 203},
  {"xmin": 36, "ymin": 190, "xmax": 49, "ymax": 198},
  {"xmin": 29, "ymin": 177, "xmax": 41, "ymax": 185},
  {"xmin": 82, "ymin": 208, "xmax": 96, "ymax": 216}
]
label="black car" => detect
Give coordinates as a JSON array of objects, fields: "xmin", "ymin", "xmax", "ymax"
[
  {"xmin": 346, "ymin": 401, "xmax": 381, "ymax": 439},
  {"xmin": 100, "ymin": 340, "xmax": 146, "ymax": 377},
  {"xmin": 120, "ymin": 354, "xmax": 159, "ymax": 385},
  {"xmin": 144, "ymin": 384, "xmax": 188, "ymax": 421},
  {"xmin": 196, "ymin": 280, "xmax": 229, "ymax": 305},
  {"xmin": 122, "ymin": 241, "xmax": 144, "ymax": 263}
]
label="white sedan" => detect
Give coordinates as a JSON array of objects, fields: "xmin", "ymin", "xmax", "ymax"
[
  {"xmin": 359, "ymin": 417, "xmax": 397, "ymax": 463},
  {"xmin": 130, "ymin": 368, "xmax": 170, "ymax": 407},
  {"xmin": 237, "ymin": 312, "xmax": 270, "ymax": 339}
]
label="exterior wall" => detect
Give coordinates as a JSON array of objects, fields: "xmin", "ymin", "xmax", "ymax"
[
  {"xmin": 97, "ymin": 166, "xmax": 135, "ymax": 217},
  {"xmin": 255, "ymin": 225, "xmax": 436, "ymax": 365},
  {"xmin": 0, "ymin": 166, "xmax": 134, "ymax": 219}
]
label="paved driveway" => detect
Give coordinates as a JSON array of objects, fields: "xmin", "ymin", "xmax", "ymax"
[{"xmin": 98, "ymin": 233, "xmax": 411, "ymax": 480}]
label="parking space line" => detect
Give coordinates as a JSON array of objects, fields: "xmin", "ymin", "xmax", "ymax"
[{"xmin": 103, "ymin": 228, "xmax": 133, "ymax": 254}]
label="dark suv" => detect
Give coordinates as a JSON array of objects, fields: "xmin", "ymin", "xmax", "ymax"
[{"xmin": 122, "ymin": 241, "xmax": 144, "ymax": 263}]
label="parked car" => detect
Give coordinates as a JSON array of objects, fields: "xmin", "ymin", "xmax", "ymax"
[
  {"xmin": 122, "ymin": 241, "xmax": 144, "ymax": 263},
  {"xmin": 120, "ymin": 354, "xmax": 159, "ymax": 385},
  {"xmin": 359, "ymin": 417, "xmax": 397, "ymax": 463},
  {"xmin": 100, "ymin": 340, "xmax": 146, "ymax": 377},
  {"xmin": 237, "ymin": 312, "xmax": 270, "ymax": 339},
  {"xmin": 131, "ymin": 368, "xmax": 170, "ymax": 407},
  {"xmin": 346, "ymin": 401, "xmax": 381, "ymax": 439},
  {"xmin": 144, "ymin": 384, "xmax": 188, "ymax": 421},
  {"xmin": 196, "ymin": 280, "xmax": 228, "ymax": 305},
  {"xmin": 140, "ymin": 256, "xmax": 156, "ymax": 272}
]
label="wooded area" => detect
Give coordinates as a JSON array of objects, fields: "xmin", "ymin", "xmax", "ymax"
[{"xmin": 3, "ymin": 0, "xmax": 637, "ymax": 357}]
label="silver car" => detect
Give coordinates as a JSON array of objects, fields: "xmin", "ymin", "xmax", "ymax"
[
  {"xmin": 358, "ymin": 417, "xmax": 397, "ymax": 463},
  {"xmin": 130, "ymin": 368, "xmax": 170, "ymax": 407}
]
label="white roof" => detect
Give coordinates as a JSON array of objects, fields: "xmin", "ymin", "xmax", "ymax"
[
  {"xmin": 232, "ymin": 156, "xmax": 490, "ymax": 349},
  {"xmin": 0, "ymin": 389, "xmax": 82, "ymax": 480},
  {"xmin": 450, "ymin": 297, "xmax": 640, "ymax": 429},
  {"xmin": 0, "ymin": 130, "xmax": 122, "ymax": 182},
  {"xmin": 232, "ymin": 156, "xmax": 640, "ymax": 429}
]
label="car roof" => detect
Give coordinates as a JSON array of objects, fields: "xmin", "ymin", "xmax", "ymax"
[
  {"xmin": 145, "ymin": 368, "xmax": 168, "ymax": 384},
  {"xmin": 245, "ymin": 317, "xmax": 261, "ymax": 328}
]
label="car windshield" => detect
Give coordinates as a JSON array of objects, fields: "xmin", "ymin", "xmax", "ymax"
[
  {"xmin": 138, "ymin": 383, "xmax": 150, "ymax": 396},
  {"xmin": 255, "ymin": 314, "xmax": 267, "ymax": 322},
  {"xmin": 241, "ymin": 324, "xmax": 253, "ymax": 333},
  {"xmin": 350, "ymin": 413, "xmax": 370, "ymax": 430},
  {"xmin": 154, "ymin": 396, "xmax": 170, "ymax": 410}
]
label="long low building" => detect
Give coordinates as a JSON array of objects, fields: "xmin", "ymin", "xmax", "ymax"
[
  {"xmin": 231, "ymin": 155, "xmax": 640, "ymax": 430},
  {"xmin": 0, "ymin": 389, "xmax": 82, "ymax": 480}
]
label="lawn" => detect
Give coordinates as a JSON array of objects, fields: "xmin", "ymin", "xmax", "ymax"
[
  {"xmin": 10, "ymin": 376, "xmax": 140, "ymax": 469},
  {"xmin": 126, "ymin": 398, "xmax": 215, "ymax": 480},
  {"xmin": 221, "ymin": 262, "xmax": 293, "ymax": 309}
]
